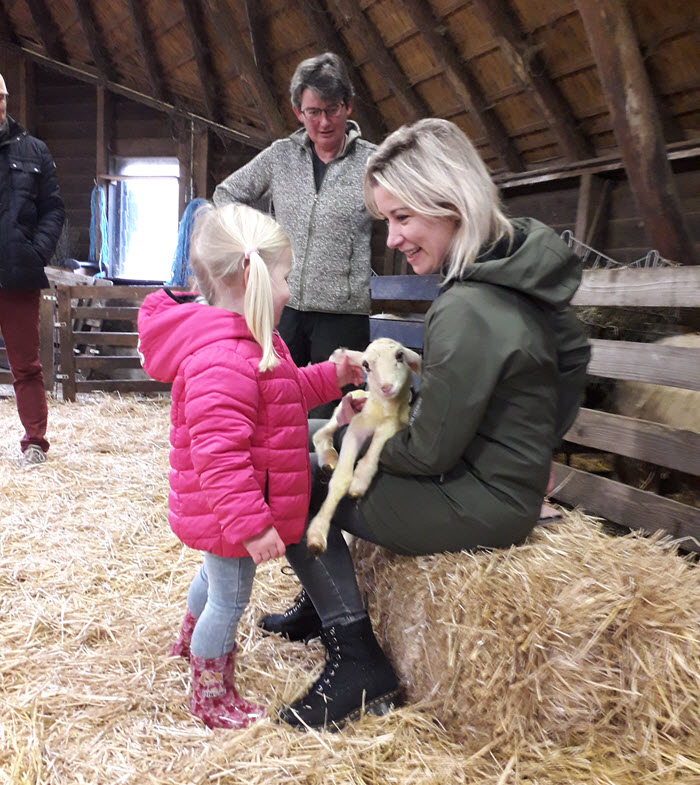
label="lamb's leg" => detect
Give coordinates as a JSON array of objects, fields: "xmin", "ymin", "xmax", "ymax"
[
  {"xmin": 306, "ymin": 425, "xmax": 365, "ymax": 556},
  {"xmin": 312, "ymin": 413, "xmax": 341, "ymax": 471},
  {"xmin": 348, "ymin": 420, "xmax": 400, "ymax": 498}
]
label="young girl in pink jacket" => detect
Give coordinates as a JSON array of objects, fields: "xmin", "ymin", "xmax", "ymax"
[{"xmin": 137, "ymin": 203, "xmax": 361, "ymax": 729}]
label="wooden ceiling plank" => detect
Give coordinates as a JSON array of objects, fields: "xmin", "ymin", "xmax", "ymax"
[
  {"xmin": 472, "ymin": 0, "xmax": 593, "ymax": 162},
  {"xmin": 125, "ymin": 0, "xmax": 169, "ymax": 104},
  {"xmin": 25, "ymin": 0, "xmax": 69, "ymax": 62},
  {"xmin": 401, "ymin": 0, "xmax": 524, "ymax": 172},
  {"xmin": 330, "ymin": 0, "xmax": 428, "ymax": 122},
  {"xmin": 207, "ymin": 0, "xmax": 287, "ymax": 140},
  {"xmin": 297, "ymin": 0, "xmax": 386, "ymax": 143},
  {"xmin": 576, "ymin": 0, "xmax": 697, "ymax": 264},
  {"xmin": 181, "ymin": 0, "xmax": 221, "ymax": 122},
  {"xmin": 71, "ymin": 0, "xmax": 115, "ymax": 83}
]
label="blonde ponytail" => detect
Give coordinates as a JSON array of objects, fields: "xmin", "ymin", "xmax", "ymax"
[{"xmin": 189, "ymin": 203, "xmax": 291, "ymax": 372}]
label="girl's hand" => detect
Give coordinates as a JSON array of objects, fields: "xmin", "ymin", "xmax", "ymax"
[
  {"xmin": 243, "ymin": 526, "xmax": 285, "ymax": 565},
  {"xmin": 336, "ymin": 391, "xmax": 367, "ymax": 427},
  {"xmin": 334, "ymin": 354, "xmax": 364, "ymax": 388}
]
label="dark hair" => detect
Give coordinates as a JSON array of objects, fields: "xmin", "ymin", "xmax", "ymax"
[{"xmin": 289, "ymin": 52, "xmax": 354, "ymax": 109}]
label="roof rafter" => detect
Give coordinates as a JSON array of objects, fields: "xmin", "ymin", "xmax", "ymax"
[
  {"xmin": 125, "ymin": 0, "xmax": 169, "ymax": 104},
  {"xmin": 330, "ymin": 0, "xmax": 428, "ymax": 122},
  {"xmin": 575, "ymin": 0, "xmax": 696, "ymax": 263},
  {"xmin": 401, "ymin": 0, "xmax": 524, "ymax": 172},
  {"xmin": 297, "ymin": 0, "xmax": 387, "ymax": 143},
  {"xmin": 472, "ymin": 0, "xmax": 592, "ymax": 162},
  {"xmin": 207, "ymin": 0, "xmax": 288, "ymax": 140},
  {"xmin": 72, "ymin": 0, "xmax": 115, "ymax": 83},
  {"xmin": 181, "ymin": 0, "xmax": 222, "ymax": 122},
  {"xmin": 24, "ymin": 0, "xmax": 68, "ymax": 62}
]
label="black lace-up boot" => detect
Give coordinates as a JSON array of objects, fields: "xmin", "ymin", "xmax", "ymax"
[
  {"xmin": 258, "ymin": 589, "xmax": 322, "ymax": 642},
  {"xmin": 277, "ymin": 615, "xmax": 402, "ymax": 730}
]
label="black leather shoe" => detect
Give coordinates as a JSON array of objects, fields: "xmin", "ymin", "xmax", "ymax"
[
  {"xmin": 258, "ymin": 589, "xmax": 322, "ymax": 642},
  {"xmin": 277, "ymin": 615, "xmax": 402, "ymax": 730}
]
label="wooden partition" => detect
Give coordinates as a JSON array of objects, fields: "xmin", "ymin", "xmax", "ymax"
[
  {"xmin": 54, "ymin": 284, "xmax": 184, "ymax": 401},
  {"xmin": 369, "ymin": 266, "xmax": 700, "ymax": 551}
]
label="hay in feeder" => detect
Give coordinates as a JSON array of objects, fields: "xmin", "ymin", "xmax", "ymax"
[{"xmin": 1, "ymin": 392, "xmax": 698, "ymax": 784}]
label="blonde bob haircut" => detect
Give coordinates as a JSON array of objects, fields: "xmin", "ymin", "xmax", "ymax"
[
  {"xmin": 364, "ymin": 118, "xmax": 513, "ymax": 284},
  {"xmin": 189, "ymin": 203, "xmax": 291, "ymax": 372}
]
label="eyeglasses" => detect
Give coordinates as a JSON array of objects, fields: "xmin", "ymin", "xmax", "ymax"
[{"xmin": 299, "ymin": 103, "xmax": 345, "ymax": 121}]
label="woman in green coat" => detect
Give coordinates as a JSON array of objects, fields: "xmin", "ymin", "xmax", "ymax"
[{"xmin": 272, "ymin": 118, "xmax": 591, "ymax": 731}]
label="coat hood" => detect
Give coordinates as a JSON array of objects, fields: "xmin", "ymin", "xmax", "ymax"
[
  {"xmin": 457, "ymin": 218, "xmax": 583, "ymax": 308},
  {"xmin": 137, "ymin": 289, "xmax": 255, "ymax": 382},
  {"xmin": 289, "ymin": 119, "xmax": 363, "ymax": 157}
]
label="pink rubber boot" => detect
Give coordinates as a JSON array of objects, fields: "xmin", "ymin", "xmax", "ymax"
[
  {"xmin": 169, "ymin": 609, "xmax": 197, "ymax": 659},
  {"xmin": 190, "ymin": 650, "xmax": 265, "ymax": 730}
]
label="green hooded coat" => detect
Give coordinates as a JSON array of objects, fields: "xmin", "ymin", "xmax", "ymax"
[{"xmin": 357, "ymin": 218, "xmax": 590, "ymax": 555}]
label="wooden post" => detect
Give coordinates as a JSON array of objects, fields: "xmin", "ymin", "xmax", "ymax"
[
  {"xmin": 177, "ymin": 119, "xmax": 193, "ymax": 218},
  {"xmin": 56, "ymin": 285, "xmax": 77, "ymax": 402},
  {"xmin": 39, "ymin": 290, "xmax": 55, "ymax": 392},
  {"xmin": 17, "ymin": 57, "xmax": 35, "ymax": 133},
  {"xmin": 576, "ymin": 0, "xmax": 697, "ymax": 264},
  {"xmin": 574, "ymin": 174, "xmax": 610, "ymax": 249},
  {"xmin": 192, "ymin": 125, "xmax": 209, "ymax": 199}
]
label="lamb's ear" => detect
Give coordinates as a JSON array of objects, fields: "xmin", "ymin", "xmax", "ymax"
[
  {"xmin": 404, "ymin": 347, "xmax": 422, "ymax": 376},
  {"xmin": 329, "ymin": 348, "xmax": 365, "ymax": 367}
]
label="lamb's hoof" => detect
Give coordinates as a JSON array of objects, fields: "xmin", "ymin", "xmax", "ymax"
[
  {"xmin": 318, "ymin": 450, "xmax": 338, "ymax": 473},
  {"xmin": 306, "ymin": 539, "xmax": 327, "ymax": 557}
]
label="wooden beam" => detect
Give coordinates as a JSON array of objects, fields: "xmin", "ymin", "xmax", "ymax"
[
  {"xmin": 331, "ymin": 0, "xmax": 428, "ymax": 122},
  {"xmin": 72, "ymin": 0, "xmax": 114, "ymax": 83},
  {"xmin": 125, "ymin": 0, "xmax": 169, "ymax": 103},
  {"xmin": 177, "ymin": 119, "xmax": 193, "ymax": 219},
  {"xmin": 17, "ymin": 58, "xmax": 36, "ymax": 133},
  {"xmin": 96, "ymin": 86, "xmax": 112, "ymax": 180},
  {"xmin": 244, "ymin": 0, "xmax": 266, "ymax": 74},
  {"xmin": 401, "ymin": 0, "xmax": 524, "ymax": 172},
  {"xmin": 0, "ymin": 3, "xmax": 18, "ymax": 45},
  {"xmin": 472, "ymin": 0, "xmax": 592, "ymax": 162},
  {"xmin": 14, "ymin": 43, "xmax": 269, "ymax": 150},
  {"xmin": 25, "ymin": 0, "xmax": 68, "ymax": 62},
  {"xmin": 297, "ymin": 0, "xmax": 386, "ymax": 143},
  {"xmin": 192, "ymin": 125, "xmax": 209, "ymax": 199},
  {"xmin": 207, "ymin": 0, "xmax": 287, "ymax": 139},
  {"xmin": 181, "ymin": 0, "xmax": 221, "ymax": 122},
  {"xmin": 576, "ymin": 0, "xmax": 697, "ymax": 264},
  {"xmin": 574, "ymin": 173, "xmax": 610, "ymax": 248}
]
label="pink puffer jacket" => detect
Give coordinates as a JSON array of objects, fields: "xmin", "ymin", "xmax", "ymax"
[{"xmin": 138, "ymin": 289, "xmax": 341, "ymax": 557}]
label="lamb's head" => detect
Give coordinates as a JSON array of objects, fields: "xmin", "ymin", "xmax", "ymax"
[{"xmin": 358, "ymin": 338, "xmax": 421, "ymax": 400}]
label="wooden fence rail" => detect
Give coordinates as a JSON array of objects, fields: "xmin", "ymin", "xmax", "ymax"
[{"xmin": 369, "ymin": 266, "xmax": 700, "ymax": 551}]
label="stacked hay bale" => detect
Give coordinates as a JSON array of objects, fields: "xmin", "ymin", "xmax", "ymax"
[{"xmin": 352, "ymin": 514, "xmax": 700, "ymax": 767}]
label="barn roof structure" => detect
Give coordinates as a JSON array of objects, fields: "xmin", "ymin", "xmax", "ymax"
[{"xmin": 0, "ymin": 0, "xmax": 697, "ymax": 264}]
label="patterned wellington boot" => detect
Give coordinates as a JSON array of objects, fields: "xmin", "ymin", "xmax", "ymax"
[
  {"xmin": 169, "ymin": 609, "xmax": 198, "ymax": 658},
  {"xmin": 190, "ymin": 652, "xmax": 265, "ymax": 730}
]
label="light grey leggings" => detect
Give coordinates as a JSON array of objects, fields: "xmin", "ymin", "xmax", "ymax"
[{"xmin": 186, "ymin": 552, "xmax": 256, "ymax": 659}]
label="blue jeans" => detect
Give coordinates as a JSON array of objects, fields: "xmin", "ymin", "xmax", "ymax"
[{"xmin": 186, "ymin": 552, "xmax": 256, "ymax": 658}]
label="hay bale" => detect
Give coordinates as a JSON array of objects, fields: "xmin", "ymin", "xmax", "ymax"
[{"xmin": 353, "ymin": 515, "xmax": 700, "ymax": 762}]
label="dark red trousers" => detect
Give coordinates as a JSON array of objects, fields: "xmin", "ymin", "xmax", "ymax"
[{"xmin": 0, "ymin": 287, "xmax": 49, "ymax": 453}]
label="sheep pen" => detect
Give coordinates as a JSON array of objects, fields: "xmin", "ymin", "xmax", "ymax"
[{"xmin": 1, "ymin": 393, "xmax": 698, "ymax": 785}]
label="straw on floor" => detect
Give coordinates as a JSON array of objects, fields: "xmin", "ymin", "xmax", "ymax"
[{"xmin": 1, "ymin": 393, "xmax": 698, "ymax": 785}]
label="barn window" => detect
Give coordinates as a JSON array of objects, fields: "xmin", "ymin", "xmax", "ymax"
[{"xmin": 108, "ymin": 157, "xmax": 180, "ymax": 282}]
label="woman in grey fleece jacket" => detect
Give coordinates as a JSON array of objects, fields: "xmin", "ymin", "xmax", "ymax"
[
  {"xmin": 213, "ymin": 53, "xmax": 376, "ymax": 392},
  {"xmin": 268, "ymin": 119, "xmax": 590, "ymax": 733}
]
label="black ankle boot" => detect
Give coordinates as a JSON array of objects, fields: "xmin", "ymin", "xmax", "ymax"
[
  {"xmin": 258, "ymin": 589, "xmax": 322, "ymax": 642},
  {"xmin": 277, "ymin": 615, "xmax": 402, "ymax": 730}
]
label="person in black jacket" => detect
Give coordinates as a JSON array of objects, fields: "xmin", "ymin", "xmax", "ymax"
[{"xmin": 0, "ymin": 73, "xmax": 65, "ymax": 466}]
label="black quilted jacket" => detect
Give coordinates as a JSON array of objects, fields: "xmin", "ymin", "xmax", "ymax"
[{"xmin": 0, "ymin": 116, "xmax": 65, "ymax": 289}]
